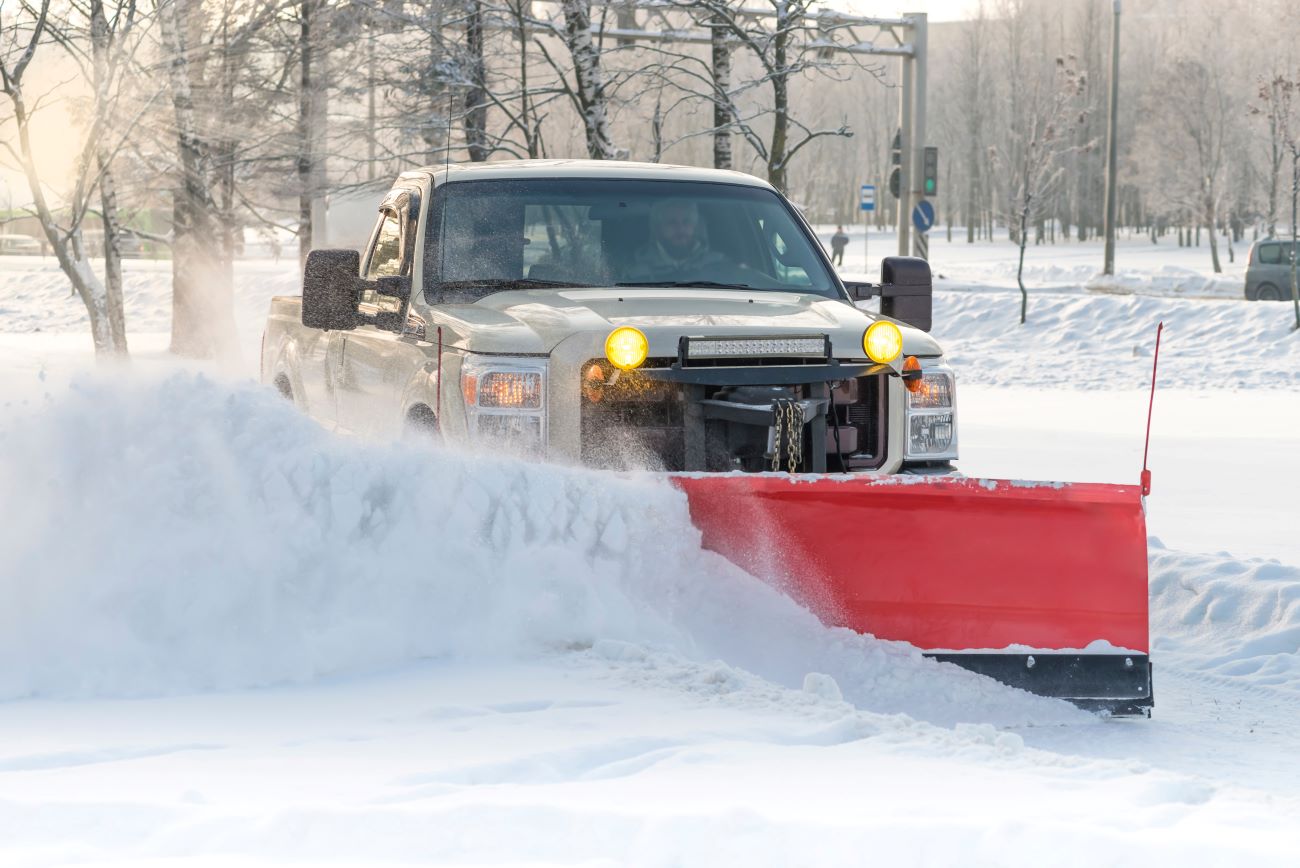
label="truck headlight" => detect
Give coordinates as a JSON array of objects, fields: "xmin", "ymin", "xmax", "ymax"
[
  {"xmin": 904, "ymin": 364, "xmax": 958, "ymax": 460},
  {"xmin": 464, "ymin": 370, "xmax": 542, "ymax": 409},
  {"xmin": 461, "ymin": 358, "xmax": 546, "ymax": 453}
]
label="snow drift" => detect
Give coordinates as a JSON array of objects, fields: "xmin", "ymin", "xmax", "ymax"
[
  {"xmin": 931, "ymin": 287, "xmax": 1300, "ymax": 391},
  {"xmin": 1149, "ymin": 542, "xmax": 1300, "ymax": 696},
  {"xmin": 0, "ymin": 373, "xmax": 1081, "ymax": 726}
]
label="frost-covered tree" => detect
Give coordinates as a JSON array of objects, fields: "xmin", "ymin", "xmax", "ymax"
[
  {"xmin": 0, "ymin": 0, "xmax": 144, "ymax": 358},
  {"xmin": 995, "ymin": 56, "xmax": 1086, "ymax": 323},
  {"xmin": 1253, "ymin": 71, "xmax": 1300, "ymax": 329}
]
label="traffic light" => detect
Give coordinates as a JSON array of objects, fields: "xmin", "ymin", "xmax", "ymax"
[
  {"xmin": 889, "ymin": 130, "xmax": 902, "ymax": 199},
  {"xmin": 923, "ymin": 146, "xmax": 938, "ymax": 197}
]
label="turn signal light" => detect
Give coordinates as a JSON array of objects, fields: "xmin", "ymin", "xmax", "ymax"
[
  {"xmin": 582, "ymin": 363, "xmax": 606, "ymax": 403},
  {"xmin": 903, "ymin": 355, "xmax": 924, "ymax": 393}
]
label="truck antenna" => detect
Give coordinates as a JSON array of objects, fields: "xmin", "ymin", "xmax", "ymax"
[
  {"xmin": 1140, "ymin": 321, "xmax": 1163, "ymax": 496},
  {"xmin": 438, "ymin": 82, "xmax": 454, "ymax": 288}
]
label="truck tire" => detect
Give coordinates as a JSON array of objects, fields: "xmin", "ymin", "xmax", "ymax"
[
  {"xmin": 1257, "ymin": 284, "xmax": 1281, "ymax": 301},
  {"xmin": 274, "ymin": 375, "xmax": 293, "ymax": 401},
  {"xmin": 404, "ymin": 405, "xmax": 440, "ymax": 443}
]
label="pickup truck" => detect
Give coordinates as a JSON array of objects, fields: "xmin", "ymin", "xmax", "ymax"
[{"xmin": 261, "ymin": 159, "xmax": 957, "ymax": 475}]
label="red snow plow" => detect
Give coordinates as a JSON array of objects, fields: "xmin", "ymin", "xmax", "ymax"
[{"xmin": 672, "ymin": 474, "xmax": 1153, "ymax": 715}]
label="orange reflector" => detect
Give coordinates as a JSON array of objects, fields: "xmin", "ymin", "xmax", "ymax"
[
  {"xmin": 903, "ymin": 356, "xmax": 923, "ymax": 393},
  {"xmin": 582, "ymin": 363, "xmax": 606, "ymax": 403}
]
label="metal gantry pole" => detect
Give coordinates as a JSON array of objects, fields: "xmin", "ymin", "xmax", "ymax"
[
  {"xmin": 1102, "ymin": 0, "xmax": 1121, "ymax": 275},
  {"xmin": 908, "ymin": 12, "xmax": 927, "ymax": 259},
  {"xmin": 897, "ymin": 50, "xmax": 913, "ymax": 256}
]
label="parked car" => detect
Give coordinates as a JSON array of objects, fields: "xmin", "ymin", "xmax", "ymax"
[
  {"xmin": 1245, "ymin": 239, "xmax": 1298, "ymax": 301},
  {"xmin": 0, "ymin": 233, "xmax": 42, "ymax": 255}
]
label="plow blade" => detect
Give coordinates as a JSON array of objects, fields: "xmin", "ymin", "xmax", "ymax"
[{"xmin": 671, "ymin": 475, "xmax": 1152, "ymax": 715}]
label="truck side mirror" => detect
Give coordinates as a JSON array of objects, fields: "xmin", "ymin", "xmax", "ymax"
[
  {"xmin": 372, "ymin": 274, "xmax": 411, "ymax": 303},
  {"xmin": 302, "ymin": 249, "xmax": 361, "ymax": 331},
  {"xmin": 880, "ymin": 256, "xmax": 932, "ymax": 332}
]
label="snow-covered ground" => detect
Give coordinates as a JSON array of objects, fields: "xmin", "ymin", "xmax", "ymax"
[{"xmin": 2, "ymin": 237, "xmax": 1299, "ymax": 865}]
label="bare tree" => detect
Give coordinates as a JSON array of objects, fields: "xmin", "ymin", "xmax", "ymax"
[
  {"xmin": 547, "ymin": 0, "xmax": 617, "ymax": 159},
  {"xmin": 1255, "ymin": 72, "xmax": 1292, "ymax": 242},
  {"xmin": 996, "ymin": 56, "xmax": 1086, "ymax": 323},
  {"xmin": 0, "ymin": 0, "xmax": 143, "ymax": 358},
  {"xmin": 1254, "ymin": 70, "xmax": 1300, "ymax": 329},
  {"xmin": 158, "ymin": 0, "xmax": 235, "ymax": 358},
  {"xmin": 1164, "ymin": 58, "xmax": 1231, "ymax": 274},
  {"xmin": 957, "ymin": 2, "xmax": 988, "ymax": 243}
]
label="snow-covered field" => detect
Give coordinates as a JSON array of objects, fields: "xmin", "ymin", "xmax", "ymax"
[{"xmin": 2, "ymin": 234, "xmax": 1299, "ymax": 865}]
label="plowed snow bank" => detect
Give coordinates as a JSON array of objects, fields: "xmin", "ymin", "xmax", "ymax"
[
  {"xmin": 1150, "ymin": 542, "xmax": 1300, "ymax": 695},
  {"xmin": 0, "ymin": 374, "xmax": 1081, "ymax": 726},
  {"xmin": 931, "ymin": 289, "xmax": 1300, "ymax": 391}
]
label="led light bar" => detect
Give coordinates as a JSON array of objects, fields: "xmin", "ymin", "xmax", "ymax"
[{"xmin": 686, "ymin": 335, "xmax": 828, "ymax": 359}]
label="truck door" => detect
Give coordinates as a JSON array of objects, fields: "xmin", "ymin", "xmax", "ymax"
[
  {"xmin": 297, "ymin": 328, "xmax": 346, "ymax": 428},
  {"xmin": 336, "ymin": 190, "xmax": 425, "ymax": 437}
]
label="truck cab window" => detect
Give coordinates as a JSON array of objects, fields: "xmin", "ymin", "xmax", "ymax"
[
  {"xmin": 425, "ymin": 178, "xmax": 841, "ymax": 301},
  {"xmin": 361, "ymin": 206, "xmax": 409, "ymax": 315},
  {"xmin": 367, "ymin": 211, "xmax": 403, "ymax": 279}
]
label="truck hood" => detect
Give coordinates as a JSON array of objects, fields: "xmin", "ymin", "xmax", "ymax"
[{"xmin": 430, "ymin": 287, "xmax": 942, "ymax": 358}]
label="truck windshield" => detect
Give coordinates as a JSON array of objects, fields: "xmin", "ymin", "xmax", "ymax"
[{"xmin": 423, "ymin": 178, "xmax": 841, "ymax": 301}]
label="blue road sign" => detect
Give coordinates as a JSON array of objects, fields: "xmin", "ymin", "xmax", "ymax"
[
  {"xmin": 860, "ymin": 184, "xmax": 876, "ymax": 212},
  {"xmin": 912, "ymin": 199, "xmax": 935, "ymax": 233}
]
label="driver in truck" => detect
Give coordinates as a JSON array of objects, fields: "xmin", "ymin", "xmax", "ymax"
[{"xmin": 632, "ymin": 199, "xmax": 726, "ymax": 275}]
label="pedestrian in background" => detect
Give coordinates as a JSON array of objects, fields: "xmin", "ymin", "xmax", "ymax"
[{"xmin": 830, "ymin": 225, "xmax": 849, "ymax": 266}]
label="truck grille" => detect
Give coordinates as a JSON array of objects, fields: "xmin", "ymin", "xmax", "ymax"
[{"xmin": 579, "ymin": 361, "xmax": 888, "ymax": 473}]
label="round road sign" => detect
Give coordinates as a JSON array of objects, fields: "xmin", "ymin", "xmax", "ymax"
[{"xmin": 912, "ymin": 199, "xmax": 935, "ymax": 234}]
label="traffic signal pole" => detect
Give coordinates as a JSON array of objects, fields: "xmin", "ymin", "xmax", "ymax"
[
  {"xmin": 908, "ymin": 12, "xmax": 928, "ymax": 260},
  {"xmin": 1102, "ymin": 0, "xmax": 1121, "ymax": 275},
  {"xmin": 897, "ymin": 49, "xmax": 913, "ymax": 256}
]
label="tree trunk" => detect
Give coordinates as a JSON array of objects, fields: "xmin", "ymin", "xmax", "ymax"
[
  {"xmin": 766, "ymin": 15, "xmax": 790, "ymax": 194},
  {"xmin": 297, "ymin": 0, "xmax": 317, "ymax": 267},
  {"xmin": 1205, "ymin": 198, "xmax": 1221, "ymax": 274},
  {"xmin": 650, "ymin": 94, "xmax": 663, "ymax": 163},
  {"xmin": 90, "ymin": 0, "xmax": 128, "ymax": 356},
  {"xmin": 562, "ymin": 0, "xmax": 615, "ymax": 160},
  {"xmin": 1291, "ymin": 154, "xmax": 1299, "ymax": 330},
  {"xmin": 161, "ymin": 0, "xmax": 235, "ymax": 359},
  {"xmin": 463, "ymin": 0, "xmax": 489, "ymax": 162},
  {"xmin": 1017, "ymin": 199, "xmax": 1030, "ymax": 325},
  {"xmin": 965, "ymin": 164, "xmax": 977, "ymax": 244},
  {"xmin": 6, "ymin": 80, "xmax": 122, "ymax": 357},
  {"xmin": 710, "ymin": 13, "xmax": 732, "ymax": 171}
]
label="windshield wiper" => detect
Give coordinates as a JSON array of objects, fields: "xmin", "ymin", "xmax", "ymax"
[
  {"xmin": 614, "ymin": 280, "xmax": 752, "ymax": 290},
  {"xmin": 436, "ymin": 278, "xmax": 595, "ymax": 290}
]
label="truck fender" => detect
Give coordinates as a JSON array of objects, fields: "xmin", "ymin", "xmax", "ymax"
[
  {"xmin": 269, "ymin": 334, "xmax": 307, "ymax": 409},
  {"xmin": 398, "ymin": 359, "xmax": 443, "ymax": 435}
]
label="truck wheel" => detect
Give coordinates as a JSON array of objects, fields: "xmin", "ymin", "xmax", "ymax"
[
  {"xmin": 274, "ymin": 375, "xmax": 293, "ymax": 400},
  {"xmin": 404, "ymin": 405, "xmax": 440, "ymax": 443},
  {"xmin": 1257, "ymin": 284, "xmax": 1281, "ymax": 301}
]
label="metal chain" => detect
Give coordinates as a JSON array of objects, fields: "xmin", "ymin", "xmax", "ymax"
[
  {"xmin": 771, "ymin": 400, "xmax": 803, "ymax": 473},
  {"xmin": 770, "ymin": 407, "xmax": 781, "ymax": 471},
  {"xmin": 785, "ymin": 402, "xmax": 801, "ymax": 473}
]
